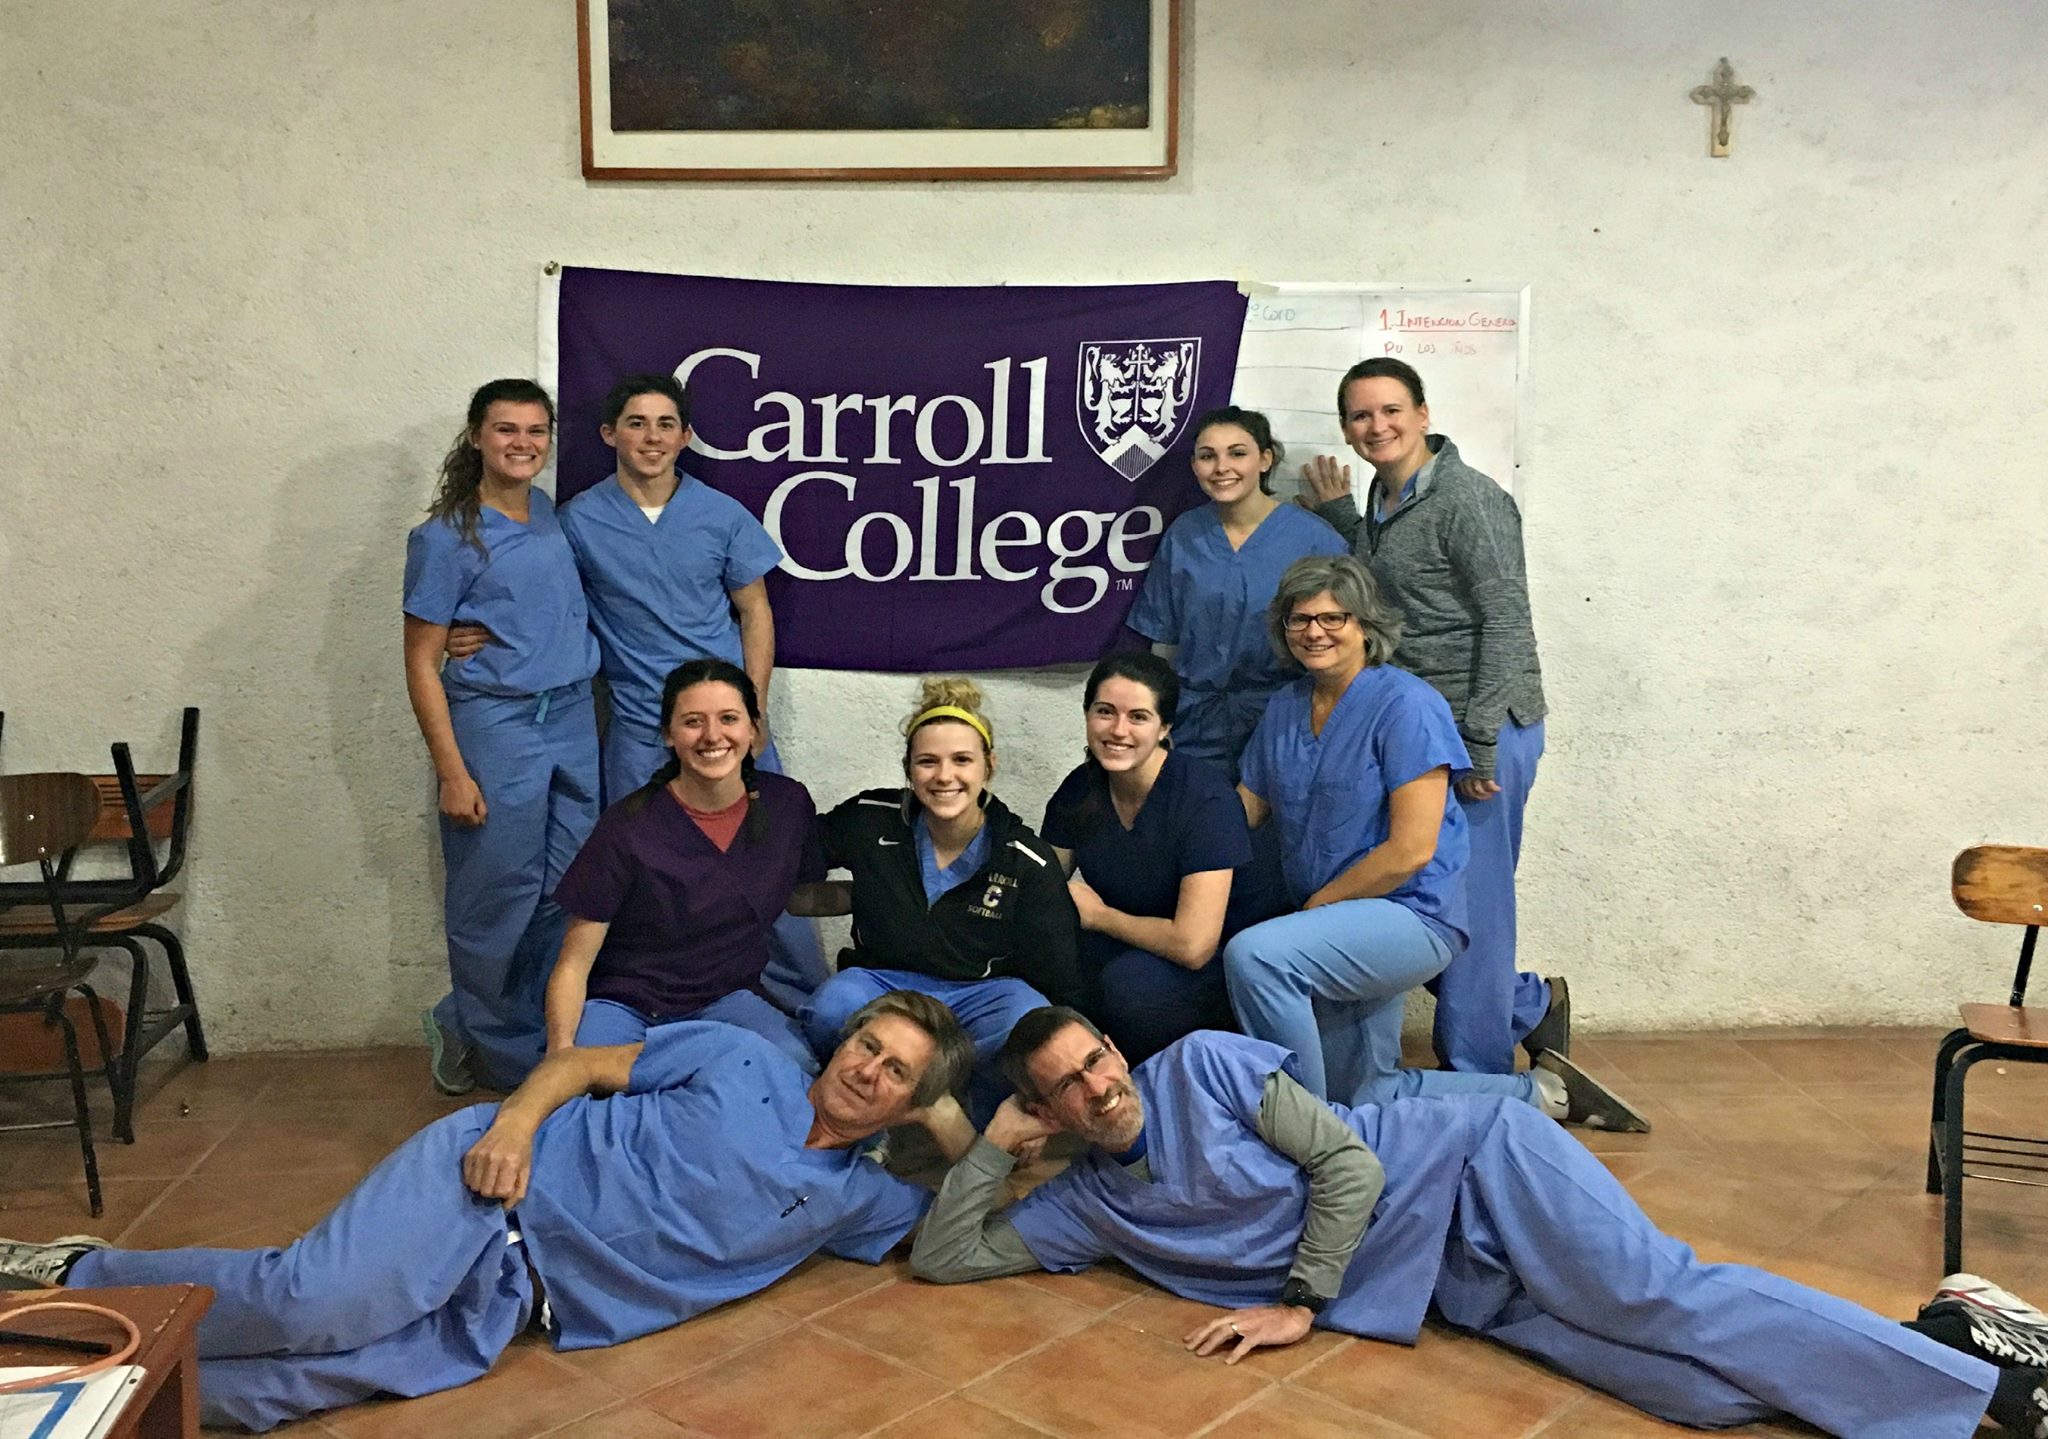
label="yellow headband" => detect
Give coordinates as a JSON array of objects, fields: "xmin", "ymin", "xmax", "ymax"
[{"xmin": 910, "ymin": 705, "xmax": 993, "ymax": 748}]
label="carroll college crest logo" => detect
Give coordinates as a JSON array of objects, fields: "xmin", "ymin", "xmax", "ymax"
[{"xmin": 1076, "ymin": 338, "xmax": 1201, "ymax": 481}]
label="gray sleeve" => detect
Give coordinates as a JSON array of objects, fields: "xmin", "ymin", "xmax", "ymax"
[
  {"xmin": 1443, "ymin": 488, "xmax": 1537, "ymax": 777},
  {"xmin": 1256, "ymin": 1071, "xmax": 1385, "ymax": 1299},
  {"xmin": 909, "ymin": 1137, "xmax": 1045, "ymax": 1284},
  {"xmin": 1314, "ymin": 495, "xmax": 1365, "ymax": 547}
]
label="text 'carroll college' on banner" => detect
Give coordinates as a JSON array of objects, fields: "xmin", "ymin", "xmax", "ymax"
[{"xmin": 548, "ymin": 268, "xmax": 1249, "ymax": 672}]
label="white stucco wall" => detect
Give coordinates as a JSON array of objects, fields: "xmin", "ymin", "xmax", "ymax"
[{"xmin": 4, "ymin": 1, "xmax": 2045, "ymax": 1050}]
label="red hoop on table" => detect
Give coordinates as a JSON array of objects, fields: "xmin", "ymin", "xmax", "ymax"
[{"xmin": 0, "ymin": 1300, "xmax": 144, "ymax": 1392}]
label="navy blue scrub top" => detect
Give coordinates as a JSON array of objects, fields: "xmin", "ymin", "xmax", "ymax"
[{"xmin": 1042, "ymin": 749, "xmax": 1274, "ymax": 958}]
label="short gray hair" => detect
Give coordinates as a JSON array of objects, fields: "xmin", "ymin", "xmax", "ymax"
[
  {"xmin": 1267, "ymin": 554, "xmax": 1402, "ymax": 668},
  {"xmin": 997, "ymin": 1005, "xmax": 1104, "ymax": 1105},
  {"xmin": 839, "ymin": 990, "xmax": 974, "ymax": 1108}
]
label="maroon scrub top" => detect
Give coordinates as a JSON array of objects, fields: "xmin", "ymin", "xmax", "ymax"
[{"xmin": 555, "ymin": 770, "xmax": 827, "ymax": 1019}]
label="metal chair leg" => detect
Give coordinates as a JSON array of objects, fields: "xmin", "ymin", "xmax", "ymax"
[
  {"xmin": 74, "ymin": 981, "xmax": 123, "ymax": 1132},
  {"xmin": 138, "ymin": 921, "xmax": 207, "ymax": 1061},
  {"xmin": 1940, "ymin": 1042, "xmax": 1984, "ymax": 1277},
  {"xmin": 108, "ymin": 935, "xmax": 151, "ymax": 1142},
  {"xmin": 1929, "ymin": 1026, "xmax": 1973, "ymax": 1193},
  {"xmin": 50, "ymin": 1000, "xmax": 103, "ymax": 1219}
]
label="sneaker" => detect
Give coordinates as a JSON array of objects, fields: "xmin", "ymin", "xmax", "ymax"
[
  {"xmin": 1920, "ymin": 1279, "xmax": 2048, "ymax": 1369},
  {"xmin": 1933, "ymin": 1274, "xmax": 2048, "ymax": 1327},
  {"xmin": 1521, "ymin": 975, "xmax": 1571, "ymax": 1059},
  {"xmin": 0, "ymin": 1234, "xmax": 108, "ymax": 1287},
  {"xmin": 1533, "ymin": 1050, "xmax": 1651, "ymax": 1133},
  {"xmin": 421, "ymin": 1010, "xmax": 476, "ymax": 1097}
]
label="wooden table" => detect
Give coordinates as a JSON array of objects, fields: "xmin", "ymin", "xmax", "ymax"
[{"xmin": 0, "ymin": 1284, "xmax": 212, "ymax": 1438}]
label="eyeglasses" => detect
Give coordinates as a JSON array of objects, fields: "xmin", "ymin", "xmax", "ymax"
[
  {"xmin": 1283, "ymin": 611, "xmax": 1353, "ymax": 634},
  {"xmin": 1051, "ymin": 1047, "xmax": 1116, "ymax": 1097}
]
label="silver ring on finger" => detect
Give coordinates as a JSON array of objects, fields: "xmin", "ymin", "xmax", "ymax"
[{"xmin": 1228, "ymin": 1322, "xmax": 1243, "ymax": 1338}]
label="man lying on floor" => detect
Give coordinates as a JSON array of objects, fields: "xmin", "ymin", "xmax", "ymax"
[
  {"xmin": 0, "ymin": 991, "xmax": 975, "ymax": 1432},
  {"xmin": 912, "ymin": 1007, "xmax": 2048, "ymax": 1439}
]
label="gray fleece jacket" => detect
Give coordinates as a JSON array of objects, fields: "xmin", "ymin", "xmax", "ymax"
[{"xmin": 1314, "ymin": 435, "xmax": 1546, "ymax": 780}]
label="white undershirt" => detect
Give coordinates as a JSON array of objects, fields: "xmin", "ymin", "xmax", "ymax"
[{"xmin": 638, "ymin": 504, "xmax": 666, "ymax": 523}]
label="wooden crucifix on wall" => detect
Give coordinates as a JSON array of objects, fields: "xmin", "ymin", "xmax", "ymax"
[{"xmin": 1691, "ymin": 57, "xmax": 1755, "ymax": 156}]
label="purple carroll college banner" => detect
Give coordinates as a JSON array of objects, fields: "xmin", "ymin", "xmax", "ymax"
[{"xmin": 546, "ymin": 268, "xmax": 1247, "ymax": 672}]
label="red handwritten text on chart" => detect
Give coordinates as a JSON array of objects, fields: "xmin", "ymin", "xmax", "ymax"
[
  {"xmin": 1382, "ymin": 340, "xmax": 1477, "ymax": 356},
  {"xmin": 1377, "ymin": 309, "xmax": 1517, "ymax": 332}
]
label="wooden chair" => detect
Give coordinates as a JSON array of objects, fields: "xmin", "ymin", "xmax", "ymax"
[
  {"xmin": 0, "ymin": 772, "xmax": 114, "ymax": 1216},
  {"xmin": 0, "ymin": 708, "xmax": 207, "ymax": 1142},
  {"xmin": 1926, "ymin": 844, "xmax": 2048, "ymax": 1273}
]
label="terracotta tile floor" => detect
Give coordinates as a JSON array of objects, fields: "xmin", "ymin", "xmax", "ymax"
[{"xmin": 2, "ymin": 1028, "xmax": 2045, "ymax": 1438}]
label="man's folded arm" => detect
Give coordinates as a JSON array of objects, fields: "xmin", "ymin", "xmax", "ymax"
[
  {"xmin": 910, "ymin": 1137, "xmax": 1043, "ymax": 1283},
  {"xmin": 463, "ymin": 1043, "xmax": 644, "ymax": 1206},
  {"xmin": 1256, "ymin": 1069, "xmax": 1385, "ymax": 1299}
]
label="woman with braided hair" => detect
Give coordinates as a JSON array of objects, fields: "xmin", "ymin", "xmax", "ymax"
[{"xmin": 403, "ymin": 378, "xmax": 601, "ymax": 1094}]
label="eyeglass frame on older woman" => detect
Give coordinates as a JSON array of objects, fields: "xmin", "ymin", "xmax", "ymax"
[
  {"xmin": 1264, "ymin": 555, "xmax": 1404, "ymax": 668},
  {"xmin": 1282, "ymin": 609, "xmax": 1354, "ymax": 634}
]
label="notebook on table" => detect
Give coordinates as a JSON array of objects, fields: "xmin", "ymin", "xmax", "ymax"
[{"xmin": 0, "ymin": 1365, "xmax": 144, "ymax": 1439}]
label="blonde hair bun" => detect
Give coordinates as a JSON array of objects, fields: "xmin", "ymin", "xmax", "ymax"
[{"xmin": 901, "ymin": 675, "xmax": 995, "ymax": 748}]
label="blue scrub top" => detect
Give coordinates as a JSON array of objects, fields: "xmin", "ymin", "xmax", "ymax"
[
  {"xmin": 1041, "ymin": 749, "xmax": 1270, "ymax": 957},
  {"xmin": 516, "ymin": 1023, "xmax": 930, "ymax": 1350},
  {"xmin": 403, "ymin": 491, "xmax": 600, "ymax": 699},
  {"xmin": 560, "ymin": 475, "xmax": 784, "ymax": 731},
  {"xmin": 913, "ymin": 814, "xmax": 992, "ymax": 906},
  {"xmin": 1240, "ymin": 668, "xmax": 1471, "ymax": 948},
  {"xmin": 1127, "ymin": 504, "xmax": 1347, "ymax": 748},
  {"xmin": 1005, "ymin": 1033, "xmax": 1485, "ymax": 1345}
]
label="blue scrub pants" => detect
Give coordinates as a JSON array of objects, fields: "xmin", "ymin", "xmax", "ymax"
[
  {"xmin": 602, "ymin": 719, "xmax": 829, "ymax": 1016},
  {"xmin": 599, "ymin": 714, "xmax": 670, "ymax": 804},
  {"xmin": 69, "ymin": 1107, "xmax": 530, "ymax": 1433},
  {"xmin": 1168, "ymin": 688, "xmax": 1272, "ymax": 786},
  {"xmin": 1094, "ymin": 945, "xmax": 1235, "ymax": 1066},
  {"xmin": 577, "ymin": 992, "xmax": 818, "ymax": 1075},
  {"xmin": 1223, "ymin": 899, "xmax": 1541, "ymax": 1110},
  {"xmin": 1432, "ymin": 719, "xmax": 1551, "ymax": 1072},
  {"xmin": 1432, "ymin": 1101, "xmax": 1996, "ymax": 1437},
  {"xmin": 437, "ymin": 684, "xmax": 600, "ymax": 1091},
  {"xmin": 799, "ymin": 968, "xmax": 1046, "ymax": 1120}
]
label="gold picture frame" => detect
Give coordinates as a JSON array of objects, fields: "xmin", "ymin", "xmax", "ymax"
[{"xmin": 578, "ymin": 0, "xmax": 1179, "ymax": 181}]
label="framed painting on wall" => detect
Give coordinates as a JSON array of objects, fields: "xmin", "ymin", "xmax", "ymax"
[{"xmin": 577, "ymin": 0, "xmax": 1179, "ymax": 180}]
